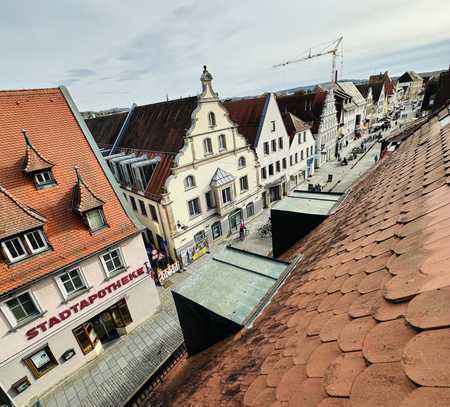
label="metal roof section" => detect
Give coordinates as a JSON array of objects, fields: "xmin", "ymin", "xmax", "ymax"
[
  {"xmin": 172, "ymin": 246, "xmax": 289, "ymax": 326},
  {"xmin": 131, "ymin": 156, "xmax": 161, "ymax": 169},
  {"xmin": 272, "ymin": 190, "xmax": 343, "ymax": 215},
  {"xmin": 210, "ymin": 167, "xmax": 235, "ymax": 187}
]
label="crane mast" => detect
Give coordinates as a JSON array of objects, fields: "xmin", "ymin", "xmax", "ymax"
[{"xmin": 273, "ymin": 36, "xmax": 343, "ymax": 84}]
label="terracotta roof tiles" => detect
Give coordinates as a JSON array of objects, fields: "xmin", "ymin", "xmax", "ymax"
[
  {"xmin": 151, "ymin": 105, "xmax": 450, "ymax": 406},
  {"xmin": 0, "ymin": 88, "xmax": 138, "ymax": 294}
]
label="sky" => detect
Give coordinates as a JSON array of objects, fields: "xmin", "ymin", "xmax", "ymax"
[{"xmin": 1, "ymin": 0, "xmax": 449, "ymax": 111}]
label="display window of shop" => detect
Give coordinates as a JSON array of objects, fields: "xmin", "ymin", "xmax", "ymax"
[
  {"xmin": 24, "ymin": 345, "xmax": 58, "ymax": 379},
  {"xmin": 194, "ymin": 231, "xmax": 206, "ymax": 245},
  {"xmin": 246, "ymin": 202, "xmax": 255, "ymax": 218},
  {"xmin": 100, "ymin": 248, "xmax": 126, "ymax": 277},
  {"xmin": 211, "ymin": 222, "xmax": 222, "ymax": 240},
  {"xmin": 56, "ymin": 267, "xmax": 88, "ymax": 298},
  {"xmin": 73, "ymin": 322, "xmax": 98, "ymax": 354},
  {"xmin": 111, "ymin": 299, "xmax": 133, "ymax": 328},
  {"xmin": 1, "ymin": 291, "xmax": 41, "ymax": 328}
]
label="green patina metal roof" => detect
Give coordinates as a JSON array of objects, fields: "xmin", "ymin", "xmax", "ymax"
[
  {"xmin": 172, "ymin": 247, "xmax": 289, "ymax": 325},
  {"xmin": 272, "ymin": 191, "xmax": 342, "ymax": 215}
]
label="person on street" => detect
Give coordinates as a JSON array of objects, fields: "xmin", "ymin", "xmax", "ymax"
[{"xmin": 239, "ymin": 221, "xmax": 247, "ymax": 240}]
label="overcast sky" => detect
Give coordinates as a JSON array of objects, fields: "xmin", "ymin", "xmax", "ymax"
[{"xmin": 2, "ymin": 0, "xmax": 449, "ymax": 111}]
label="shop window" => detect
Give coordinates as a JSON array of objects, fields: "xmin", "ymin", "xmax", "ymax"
[
  {"xmin": 139, "ymin": 200, "xmax": 147, "ymax": 216},
  {"xmin": 3, "ymin": 292, "xmax": 40, "ymax": 327},
  {"xmin": 149, "ymin": 205, "xmax": 158, "ymax": 222},
  {"xmin": 57, "ymin": 268, "xmax": 87, "ymax": 298},
  {"xmin": 100, "ymin": 248, "xmax": 125, "ymax": 277},
  {"xmin": 194, "ymin": 231, "xmax": 206, "ymax": 244},
  {"xmin": 24, "ymin": 345, "xmax": 58, "ymax": 379},
  {"xmin": 85, "ymin": 208, "xmax": 106, "ymax": 232},
  {"xmin": 188, "ymin": 198, "xmax": 201, "ymax": 217},
  {"xmin": 211, "ymin": 222, "xmax": 222, "ymax": 240},
  {"xmin": 246, "ymin": 202, "xmax": 255, "ymax": 218},
  {"xmin": 111, "ymin": 299, "xmax": 133, "ymax": 328},
  {"xmin": 73, "ymin": 322, "xmax": 98, "ymax": 354}
]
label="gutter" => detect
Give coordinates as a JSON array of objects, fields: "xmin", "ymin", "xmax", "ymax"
[{"xmin": 59, "ymin": 86, "xmax": 145, "ymax": 233}]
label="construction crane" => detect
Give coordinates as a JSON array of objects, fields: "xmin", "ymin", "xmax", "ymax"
[{"xmin": 273, "ymin": 36, "xmax": 343, "ymax": 84}]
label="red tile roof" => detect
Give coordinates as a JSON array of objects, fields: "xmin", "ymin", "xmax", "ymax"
[
  {"xmin": 281, "ymin": 112, "xmax": 311, "ymax": 142},
  {"xmin": 223, "ymin": 96, "xmax": 267, "ymax": 148},
  {"xmin": 86, "ymin": 97, "xmax": 198, "ymax": 199},
  {"xmin": 72, "ymin": 167, "xmax": 105, "ymax": 213},
  {"xmin": 0, "ymin": 88, "xmax": 138, "ymax": 295},
  {"xmin": 276, "ymin": 90, "xmax": 327, "ymax": 134},
  {"xmin": 0, "ymin": 185, "xmax": 47, "ymax": 240},
  {"xmin": 150, "ymin": 105, "xmax": 450, "ymax": 406},
  {"xmin": 22, "ymin": 130, "xmax": 54, "ymax": 173}
]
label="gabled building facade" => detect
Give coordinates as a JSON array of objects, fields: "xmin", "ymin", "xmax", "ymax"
[
  {"xmin": 0, "ymin": 88, "xmax": 159, "ymax": 406},
  {"xmin": 87, "ymin": 67, "xmax": 261, "ymax": 267},
  {"xmin": 276, "ymin": 88, "xmax": 338, "ymax": 168},
  {"xmin": 337, "ymin": 82, "xmax": 367, "ymax": 137},
  {"xmin": 397, "ymin": 71, "xmax": 424, "ymax": 101}
]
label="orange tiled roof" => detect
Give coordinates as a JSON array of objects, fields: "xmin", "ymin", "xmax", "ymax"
[
  {"xmin": 153, "ymin": 106, "xmax": 450, "ymax": 406},
  {"xmin": 22, "ymin": 129, "xmax": 54, "ymax": 173},
  {"xmin": 0, "ymin": 185, "xmax": 47, "ymax": 240},
  {"xmin": 72, "ymin": 167, "xmax": 105, "ymax": 213},
  {"xmin": 0, "ymin": 88, "xmax": 138, "ymax": 294}
]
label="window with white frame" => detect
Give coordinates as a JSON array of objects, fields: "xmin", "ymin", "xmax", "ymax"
[
  {"xmin": 238, "ymin": 156, "xmax": 246, "ymax": 169},
  {"xmin": 205, "ymin": 191, "xmax": 215, "ymax": 210},
  {"xmin": 4, "ymin": 292, "xmax": 40, "ymax": 325},
  {"xmin": 263, "ymin": 142, "xmax": 269, "ymax": 155},
  {"xmin": 278, "ymin": 137, "xmax": 283, "ymax": 149},
  {"xmin": 261, "ymin": 167, "xmax": 267, "ymax": 179},
  {"xmin": 218, "ymin": 134, "xmax": 227, "ymax": 151},
  {"xmin": 271, "ymin": 139, "xmax": 277, "ymax": 152},
  {"xmin": 239, "ymin": 176, "xmax": 248, "ymax": 192},
  {"xmin": 208, "ymin": 112, "xmax": 216, "ymax": 127},
  {"xmin": 58, "ymin": 268, "xmax": 87, "ymax": 297},
  {"xmin": 271, "ymin": 121, "xmax": 276, "ymax": 132},
  {"xmin": 188, "ymin": 198, "xmax": 201, "ymax": 217},
  {"xmin": 34, "ymin": 170, "xmax": 55, "ymax": 188},
  {"xmin": 101, "ymin": 248, "xmax": 125, "ymax": 276},
  {"xmin": 222, "ymin": 187, "xmax": 233, "ymax": 204},
  {"xmin": 1, "ymin": 229, "xmax": 48, "ymax": 263},
  {"xmin": 298, "ymin": 133, "xmax": 302, "ymax": 144},
  {"xmin": 184, "ymin": 175, "xmax": 196, "ymax": 190},
  {"xmin": 85, "ymin": 209, "xmax": 106, "ymax": 232},
  {"xmin": 203, "ymin": 138, "xmax": 213, "ymax": 155},
  {"xmin": 246, "ymin": 202, "xmax": 255, "ymax": 218}
]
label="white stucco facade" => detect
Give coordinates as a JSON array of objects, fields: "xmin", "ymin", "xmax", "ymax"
[
  {"xmin": 287, "ymin": 126, "xmax": 315, "ymax": 189},
  {"xmin": 315, "ymin": 89, "xmax": 338, "ymax": 167},
  {"xmin": 0, "ymin": 234, "xmax": 159, "ymax": 406}
]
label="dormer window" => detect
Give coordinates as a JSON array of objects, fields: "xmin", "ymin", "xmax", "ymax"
[
  {"xmin": 1, "ymin": 229, "xmax": 49, "ymax": 263},
  {"xmin": 21, "ymin": 130, "xmax": 56, "ymax": 189},
  {"xmin": 72, "ymin": 167, "xmax": 107, "ymax": 233},
  {"xmin": 34, "ymin": 170, "xmax": 55, "ymax": 188},
  {"xmin": 85, "ymin": 209, "xmax": 106, "ymax": 232}
]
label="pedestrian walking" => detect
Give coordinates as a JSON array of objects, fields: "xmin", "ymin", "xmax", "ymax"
[
  {"xmin": 239, "ymin": 221, "xmax": 247, "ymax": 240},
  {"xmin": 374, "ymin": 155, "xmax": 378, "ymax": 162}
]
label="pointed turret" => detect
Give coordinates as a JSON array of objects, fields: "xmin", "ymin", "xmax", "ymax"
[
  {"xmin": 72, "ymin": 166, "xmax": 105, "ymax": 214},
  {"xmin": 22, "ymin": 129, "xmax": 54, "ymax": 173},
  {"xmin": 200, "ymin": 65, "xmax": 219, "ymax": 100}
]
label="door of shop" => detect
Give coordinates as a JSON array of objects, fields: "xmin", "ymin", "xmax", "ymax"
[
  {"xmin": 228, "ymin": 209, "xmax": 242, "ymax": 233},
  {"xmin": 91, "ymin": 310, "xmax": 119, "ymax": 344},
  {"xmin": 269, "ymin": 185, "xmax": 281, "ymax": 203}
]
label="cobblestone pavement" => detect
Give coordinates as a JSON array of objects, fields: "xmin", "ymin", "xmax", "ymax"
[{"xmin": 36, "ymin": 289, "xmax": 183, "ymax": 407}]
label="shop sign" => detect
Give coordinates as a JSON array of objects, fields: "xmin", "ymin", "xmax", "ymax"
[{"xmin": 25, "ymin": 267, "xmax": 145, "ymax": 340}]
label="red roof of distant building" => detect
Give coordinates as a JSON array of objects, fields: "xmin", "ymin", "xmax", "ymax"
[
  {"xmin": 223, "ymin": 96, "xmax": 267, "ymax": 148},
  {"xmin": 0, "ymin": 88, "xmax": 138, "ymax": 295},
  {"xmin": 150, "ymin": 105, "xmax": 450, "ymax": 407},
  {"xmin": 276, "ymin": 90, "xmax": 327, "ymax": 134}
]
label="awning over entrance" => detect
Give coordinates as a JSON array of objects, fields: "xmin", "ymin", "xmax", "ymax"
[{"xmin": 172, "ymin": 246, "xmax": 291, "ymax": 355}]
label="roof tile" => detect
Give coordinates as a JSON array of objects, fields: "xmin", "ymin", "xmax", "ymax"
[
  {"xmin": 337, "ymin": 316, "xmax": 377, "ymax": 352},
  {"xmin": 399, "ymin": 387, "xmax": 450, "ymax": 407},
  {"xmin": 306, "ymin": 342, "xmax": 341, "ymax": 378},
  {"xmin": 402, "ymin": 329, "xmax": 450, "ymax": 386}
]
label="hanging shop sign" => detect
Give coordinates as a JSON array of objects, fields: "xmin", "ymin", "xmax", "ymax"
[{"xmin": 25, "ymin": 267, "xmax": 146, "ymax": 340}]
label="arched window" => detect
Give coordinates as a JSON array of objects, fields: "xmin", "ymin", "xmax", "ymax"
[
  {"xmin": 184, "ymin": 175, "xmax": 196, "ymax": 189},
  {"xmin": 218, "ymin": 134, "xmax": 227, "ymax": 151},
  {"xmin": 203, "ymin": 138, "xmax": 213, "ymax": 155},
  {"xmin": 208, "ymin": 112, "xmax": 216, "ymax": 127},
  {"xmin": 238, "ymin": 156, "xmax": 246, "ymax": 169}
]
